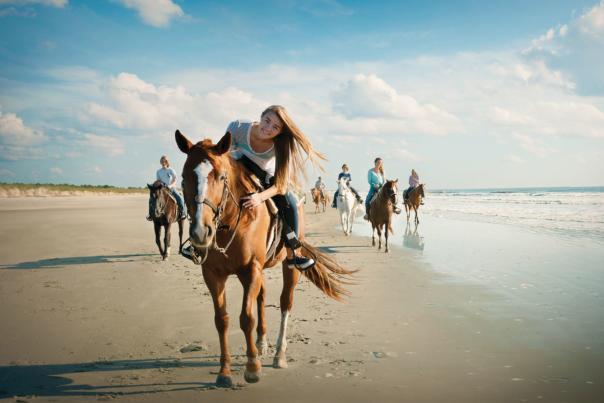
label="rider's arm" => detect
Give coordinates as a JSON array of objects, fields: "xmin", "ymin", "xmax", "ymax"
[
  {"xmin": 242, "ymin": 185, "xmax": 279, "ymax": 210},
  {"xmin": 169, "ymin": 169, "xmax": 177, "ymax": 188}
]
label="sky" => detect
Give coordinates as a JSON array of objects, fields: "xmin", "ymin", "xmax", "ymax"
[{"xmin": 0, "ymin": 0, "xmax": 603, "ymax": 190}]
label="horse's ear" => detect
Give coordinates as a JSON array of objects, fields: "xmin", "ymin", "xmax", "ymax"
[
  {"xmin": 394, "ymin": 178, "xmax": 399, "ymax": 183},
  {"xmin": 212, "ymin": 132, "xmax": 232, "ymax": 155},
  {"xmin": 147, "ymin": 183, "xmax": 152, "ymax": 190},
  {"xmin": 175, "ymin": 130, "xmax": 193, "ymax": 154}
]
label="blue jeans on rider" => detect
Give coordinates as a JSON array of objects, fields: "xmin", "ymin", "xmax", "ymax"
[
  {"xmin": 171, "ymin": 188, "xmax": 186, "ymax": 217},
  {"xmin": 365, "ymin": 187, "xmax": 377, "ymax": 213},
  {"xmin": 272, "ymin": 191, "xmax": 300, "ymax": 249}
]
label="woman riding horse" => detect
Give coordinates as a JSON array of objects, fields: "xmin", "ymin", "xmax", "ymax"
[
  {"xmin": 364, "ymin": 157, "xmax": 401, "ymax": 220},
  {"xmin": 332, "ymin": 164, "xmax": 362, "ymax": 208},
  {"xmin": 147, "ymin": 155, "xmax": 186, "ymax": 221},
  {"xmin": 226, "ymin": 106, "xmax": 323, "ymax": 270}
]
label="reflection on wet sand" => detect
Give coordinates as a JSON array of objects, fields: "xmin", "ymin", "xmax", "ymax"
[{"xmin": 403, "ymin": 222, "xmax": 425, "ymax": 251}]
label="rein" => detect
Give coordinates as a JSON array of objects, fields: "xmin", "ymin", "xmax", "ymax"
[{"xmin": 182, "ymin": 173, "xmax": 243, "ymax": 265}]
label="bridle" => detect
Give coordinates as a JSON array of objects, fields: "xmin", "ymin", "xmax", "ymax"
[{"xmin": 181, "ymin": 170, "xmax": 243, "ymax": 265}]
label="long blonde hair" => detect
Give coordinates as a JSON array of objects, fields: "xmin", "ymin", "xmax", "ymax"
[
  {"xmin": 411, "ymin": 169, "xmax": 418, "ymax": 179},
  {"xmin": 263, "ymin": 105, "xmax": 325, "ymax": 193},
  {"xmin": 374, "ymin": 157, "xmax": 384, "ymax": 177}
]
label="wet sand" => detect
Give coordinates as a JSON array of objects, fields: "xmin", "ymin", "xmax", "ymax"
[{"xmin": 0, "ymin": 196, "xmax": 601, "ymax": 402}]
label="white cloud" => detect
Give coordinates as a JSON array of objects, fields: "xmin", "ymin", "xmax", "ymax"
[
  {"xmin": 513, "ymin": 133, "xmax": 555, "ymax": 158},
  {"xmin": 82, "ymin": 134, "xmax": 124, "ymax": 156},
  {"xmin": 523, "ymin": 1, "xmax": 604, "ymax": 95},
  {"xmin": 118, "ymin": 0, "xmax": 184, "ymax": 28},
  {"xmin": 0, "ymin": 0, "xmax": 67, "ymax": 6},
  {"xmin": 332, "ymin": 74, "xmax": 462, "ymax": 136},
  {"xmin": 50, "ymin": 166, "xmax": 63, "ymax": 175},
  {"xmin": 0, "ymin": 109, "xmax": 46, "ymax": 146},
  {"xmin": 87, "ymin": 72, "xmax": 266, "ymax": 138}
]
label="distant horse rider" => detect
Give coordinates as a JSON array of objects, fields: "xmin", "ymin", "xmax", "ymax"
[
  {"xmin": 364, "ymin": 157, "xmax": 401, "ymax": 220},
  {"xmin": 404, "ymin": 169, "xmax": 424, "ymax": 205},
  {"xmin": 332, "ymin": 164, "xmax": 363, "ymax": 208},
  {"xmin": 147, "ymin": 155, "xmax": 187, "ymax": 221},
  {"xmin": 314, "ymin": 176, "xmax": 326, "ymax": 199}
]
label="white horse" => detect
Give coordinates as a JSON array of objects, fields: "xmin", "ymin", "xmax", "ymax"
[{"xmin": 336, "ymin": 177, "xmax": 359, "ymax": 236}]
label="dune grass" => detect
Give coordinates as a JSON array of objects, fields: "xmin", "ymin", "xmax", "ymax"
[{"xmin": 0, "ymin": 182, "xmax": 146, "ymax": 195}]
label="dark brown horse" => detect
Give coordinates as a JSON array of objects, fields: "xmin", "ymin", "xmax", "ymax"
[
  {"xmin": 175, "ymin": 130, "xmax": 354, "ymax": 387},
  {"xmin": 368, "ymin": 179, "xmax": 399, "ymax": 253},
  {"xmin": 147, "ymin": 181, "xmax": 185, "ymax": 260},
  {"xmin": 404, "ymin": 183, "xmax": 425, "ymax": 225},
  {"xmin": 311, "ymin": 187, "xmax": 328, "ymax": 213}
]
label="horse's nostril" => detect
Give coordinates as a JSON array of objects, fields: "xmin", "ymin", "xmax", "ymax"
[{"xmin": 205, "ymin": 225, "xmax": 213, "ymax": 239}]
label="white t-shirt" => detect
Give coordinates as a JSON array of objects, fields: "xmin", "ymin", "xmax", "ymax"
[
  {"xmin": 226, "ymin": 120, "xmax": 276, "ymax": 177},
  {"xmin": 157, "ymin": 167, "xmax": 177, "ymax": 188}
]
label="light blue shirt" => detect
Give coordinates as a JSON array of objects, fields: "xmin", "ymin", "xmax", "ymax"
[{"xmin": 367, "ymin": 169, "xmax": 384, "ymax": 191}]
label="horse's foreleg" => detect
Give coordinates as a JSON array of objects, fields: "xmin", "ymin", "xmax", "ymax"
[
  {"xmin": 177, "ymin": 219, "xmax": 184, "ymax": 253},
  {"xmin": 385, "ymin": 220, "xmax": 390, "ymax": 253},
  {"xmin": 154, "ymin": 222, "xmax": 163, "ymax": 257},
  {"xmin": 164, "ymin": 223, "xmax": 171, "ymax": 258},
  {"xmin": 238, "ymin": 266, "xmax": 263, "ymax": 383},
  {"xmin": 405, "ymin": 203, "xmax": 410, "ymax": 223},
  {"xmin": 202, "ymin": 270, "xmax": 232, "ymax": 387},
  {"xmin": 371, "ymin": 224, "xmax": 376, "ymax": 246},
  {"xmin": 274, "ymin": 260, "xmax": 301, "ymax": 369},
  {"xmin": 414, "ymin": 205, "xmax": 419, "ymax": 225},
  {"xmin": 376, "ymin": 225, "xmax": 383, "ymax": 250},
  {"xmin": 255, "ymin": 279, "xmax": 268, "ymax": 356}
]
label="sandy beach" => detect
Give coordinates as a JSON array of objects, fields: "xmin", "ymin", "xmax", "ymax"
[{"xmin": 0, "ymin": 195, "xmax": 602, "ymax": 402}]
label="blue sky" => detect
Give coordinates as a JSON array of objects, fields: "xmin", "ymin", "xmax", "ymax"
[{"xmin": 1, "ymin": 0, "xmax": 603, "ymax": 189}]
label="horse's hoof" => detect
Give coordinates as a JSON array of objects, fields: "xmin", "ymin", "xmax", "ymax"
[
  {"xmin": 161, "ymin": 255, "xmax": 167, "ymax": 261},
  {"xmin": 216, "ymin": 374, "xmax": 233, "ymax": 388},
  {"xmin": 273, "ymin": 356, "xmax": 288, "ymax": 369},
  {"xmin": 244, "ymin": 369, "xmax": 261, "ymax": 383}
]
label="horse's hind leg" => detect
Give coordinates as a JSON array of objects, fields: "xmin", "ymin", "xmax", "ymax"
[
  {"xmin": 202, "ymin": 270, "xmax": 232, "ymax": 387},
  {"xmin": 255, "ymin": 279, "xmax": 268, "ymax": 356},
  {"xmin": 274, "ymin": 260, "xmax": 301, "ymax": 369},
  {"xmin": 154, "ymin": 222, "xmax": 164, "ymax": 258},
  {"xmin": 238, "ymin": 265, "xmax": 263, "ymax": 383}
]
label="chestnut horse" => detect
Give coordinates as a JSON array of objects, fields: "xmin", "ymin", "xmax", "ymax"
[
  {"xmin": 311, "ymin": 187, "xmax": 328, "ymax": 213},
  {"xmin": 368, "ymin": 179, "xmax": 399, "ymax": 253},
  {"xmin": 175, "ymin": 130, "xmax": 354, "ymax": 387},
  {"xmin": 147, "ymin": 180, "xmax": 184, "ymax": 260},
  {"xmin": 404, "ymin": 183, "xmax": 425, "ymax": 225}
]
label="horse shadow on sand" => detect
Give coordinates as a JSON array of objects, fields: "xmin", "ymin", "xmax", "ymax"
[
  {"xmin": 0, "ymin": 254, "xmax": 155, "ymax": 270},
  {"xmin": 0, "ymin": 357, "xmax": 250, "ymax": 399}
]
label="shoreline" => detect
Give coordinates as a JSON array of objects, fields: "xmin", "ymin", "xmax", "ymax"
[{"xmin": 0, "ymin": 197, "xmax": 601, "ymax": 402}]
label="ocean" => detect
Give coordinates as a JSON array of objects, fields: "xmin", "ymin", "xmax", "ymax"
[{"xmin": 422, "ymin": 187, "xmax": 604, "ymax": 241}]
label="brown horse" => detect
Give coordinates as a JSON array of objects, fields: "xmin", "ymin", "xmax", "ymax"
[
  {"xmin": 404, "ymin": 183, "xmax": 425, "ymax": 225},
  {"xmin": 368, "ymin": 180, "xmax": 399, "ymax": 253},
  {"xmin": 311, "ymin": 187, "xmax": 328, "ymax": 213},
  {"xmin": 147, "ymin": 180, "xmax": 185, "ymax": 260},
  {"xmin": 175, "ymin": 130, "xmax": 354, "ymax": 387}
]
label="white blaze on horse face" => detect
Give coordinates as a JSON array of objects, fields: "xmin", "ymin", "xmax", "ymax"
[{"xmin": 193, "ymin": 160, "xmax": 213, "ymax": 223}]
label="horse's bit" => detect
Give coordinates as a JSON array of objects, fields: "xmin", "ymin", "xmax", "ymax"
[{"xmin": 181, "ymin": 172, "xmax": 243, "ymax": 265}]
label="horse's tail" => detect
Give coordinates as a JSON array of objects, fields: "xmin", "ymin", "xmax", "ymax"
[{"xmin": 299, "ymin": 240, "xmax": 356, "ymax": 302}]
